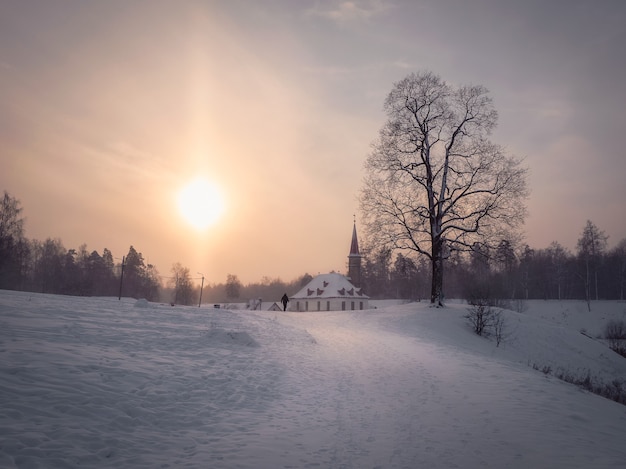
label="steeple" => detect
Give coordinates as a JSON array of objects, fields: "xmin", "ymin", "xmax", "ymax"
[
  {"xmin": 348, "ymin": 221, "xmax": 363, "ymax": 288},
  {"xmin": 349, "ymin": 222, "xmax": 360, "ymax": 256}
]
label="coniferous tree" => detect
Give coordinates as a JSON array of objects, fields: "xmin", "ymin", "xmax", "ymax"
[{"xmin": 122, "ymin": 246, "xmax": 160, "ymax": 300}]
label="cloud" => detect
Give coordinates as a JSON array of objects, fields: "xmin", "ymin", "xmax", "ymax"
[{"xmin": 305, "ymin": 0, "xmax": 391, "ymax": 23}]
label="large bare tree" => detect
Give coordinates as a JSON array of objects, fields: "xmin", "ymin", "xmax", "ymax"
[{"xmin": 360, "ymin": 71, "xmax": 528, "ymax": 305}]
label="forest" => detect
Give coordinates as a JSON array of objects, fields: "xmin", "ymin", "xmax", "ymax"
[{"xmin": 1, "ymin": 191, "xmax": 625, "ymax": 305}]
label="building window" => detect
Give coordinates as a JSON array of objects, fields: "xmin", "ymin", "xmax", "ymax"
[{"xmin": 359, "ymin": 301, "xmax": 363, "ymax": 310}]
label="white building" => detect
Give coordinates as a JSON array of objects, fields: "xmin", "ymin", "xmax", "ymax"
[{"xmin": 289, "ymin": 272, "xmax": 369, "ymax": 311}]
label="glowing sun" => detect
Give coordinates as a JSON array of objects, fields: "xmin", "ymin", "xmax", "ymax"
[{"xmin": 177, "ymin": 178, "xmax": 225, "ymax": 230}]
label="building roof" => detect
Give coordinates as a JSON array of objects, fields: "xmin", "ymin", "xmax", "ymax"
[{"xmin": 290, "ymin": 272, "xmax": 368, "ymax": 300}]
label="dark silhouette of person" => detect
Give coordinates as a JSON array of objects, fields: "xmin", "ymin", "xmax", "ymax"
[{"xmin": 281, "ymin": 293, "xmax": 289, "ymax": 311}]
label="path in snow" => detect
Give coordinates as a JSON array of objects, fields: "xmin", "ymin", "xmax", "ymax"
[{"xmin": 247, "ymin": 309, "xmax": 626, "ymax": 468}]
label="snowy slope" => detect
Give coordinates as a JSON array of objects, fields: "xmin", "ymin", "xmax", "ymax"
[{"xmin": 1, "ymin": 290, "xmax": 625, "ymax": 468}]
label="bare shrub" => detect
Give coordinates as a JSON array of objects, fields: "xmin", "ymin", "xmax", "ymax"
[
  {"xmin": 554, "ymin": 369, "xmax": 626, "ymax": 406},
  {"xmin": 465, "ymin": 299, "xmax": 507, "ymax": 347},
  {"xmin": 465, "ymin": 298, "xmax": 493, "ymax": 336},
  {"xmin": 492, "ymin": 309, "xmax": 506, "ymax": 347},
  {"xmin": 465, "ymin": 284, "xmax": 508, "ymax": 345},
  {"xmin": 530, "ymin": 364, "xmax": 626, "ymax": 406},
  {"xmin": 604, "ymin": 320, "xmax": 626, "ymax": 358},
  {"xmin": 605, "ymin": 320, "xmax": 626, "ymax": 339}
]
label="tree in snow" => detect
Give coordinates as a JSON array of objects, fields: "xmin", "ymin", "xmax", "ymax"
[
  {"xmin": 607, "ymin": 238, "xmax": 626, "ymax": 301},
  {"xmin": 493, "ymin": 239, "xmax": 518, "ymax": 299},
  {"xmin": 577, "ymin": 220, "xmax": 608, "ymax": 309},
  {"xmin": 360, "ymin": 71, "xmax": 529, "ymax": 305},
  {"xmin": 225, "ymin": 273, "xmax": 242, "ymax": 300},
  {"xmin": 30, "ymin": 238, "xmax": 65, "ymax": 293},
  {"xmin": 170, "ymin": 263, "xmax": 197, "ymax": 306},
  {"xmin": 0, "ymin": 191, "xmax": 29, "ymax": 289},
  {"xmin": 546, "ymin": 241, "xmax": 570, "ymax": 301},
  {"xmin": 123, "ymin": 246, "xmax": 160, "ymax": 301}
]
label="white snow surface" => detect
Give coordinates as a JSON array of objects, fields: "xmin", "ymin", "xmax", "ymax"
[{"xmin": 1, "ymin": 290, "xmax": 626, "ymax": 468}]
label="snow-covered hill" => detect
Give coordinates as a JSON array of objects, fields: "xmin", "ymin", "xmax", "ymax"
[{"xmin": 1, "ymin": 290, "xmax": 625, "ymax": 468}]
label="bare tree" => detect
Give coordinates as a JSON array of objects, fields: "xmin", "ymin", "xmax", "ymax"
[
  {"xmin": 170, "ymin": 263, "xmax": 196, "ymax": 306},
  {"xmin": 225, "ymin": 273, "xmax": 242, "ymax": 300},
  {"xmin": 577, "ymin": 220, "xmax": 608, "ymax": 309},
  {"xmin": 547, "ymin": 241, "xmax": 569, "ymax": 300},
  {"xmin": 360, "ymin": 71, "xmax": 528, "ymax": 305},
  {"xmin": 612, "ymin": 239, "xmax": 626, "ymax": 301},
  {"xmin": 0, "ymin": 191, "xmax": 29, "ymax": 289}
]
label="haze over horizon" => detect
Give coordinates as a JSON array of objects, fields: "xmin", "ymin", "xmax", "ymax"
[{"xmin": 2, "ymin": 0, "xmax": 625, "ymax": 284}]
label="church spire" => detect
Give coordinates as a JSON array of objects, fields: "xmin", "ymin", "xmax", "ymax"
[
  {"xmin": 348, "ymin": 220, "xmax": 363, "ymax": 288},
  {"xmin": 349, "ymin": 222, "xmax": 360, "ymax": 256}
]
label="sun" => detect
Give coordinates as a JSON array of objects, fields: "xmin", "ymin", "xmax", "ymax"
[{"xmin": 177, "ymin": 178, "xmax": 225, "ymax": 230}]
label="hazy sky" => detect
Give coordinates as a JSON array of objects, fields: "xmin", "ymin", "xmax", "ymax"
[{"xmin": 1, "ymin": 0, "xmax": 625, "ymax": 284}]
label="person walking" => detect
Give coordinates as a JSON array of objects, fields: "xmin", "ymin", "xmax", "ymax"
[{"xmin": 281, "ymin": 293, "xmax": 289, "ymax": 311}]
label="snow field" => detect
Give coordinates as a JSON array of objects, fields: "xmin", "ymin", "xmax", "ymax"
[{"xmin": 1, "ymin": 290, "xmax": 626, "ymax": 468}]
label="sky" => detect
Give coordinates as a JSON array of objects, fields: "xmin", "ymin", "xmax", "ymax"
[{"xmin": 1, "ymin": 0, "xmax": 625, "ymax": 285}]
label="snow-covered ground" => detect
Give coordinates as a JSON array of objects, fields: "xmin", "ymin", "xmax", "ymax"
[{"xmin": 1, "ymin": 290, "xmax": 626, "ymax": 468}]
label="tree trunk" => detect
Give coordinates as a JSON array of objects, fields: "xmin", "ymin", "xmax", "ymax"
[
  {"xmin": 430, "ymin": 236, "xmax": 444, "ymax": 306},
  {"xmin": 585, "ymin": 257, "xmax": 591, "ymax": 312},
  {"xmin": 619, "ymin": 263, "xmax": 626, "ymax": 301}
]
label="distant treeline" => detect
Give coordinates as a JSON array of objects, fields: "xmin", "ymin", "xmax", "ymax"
[
  {"xmin": 360, "ymin": 223, "xmax": 626, "ymax": 302},
  {"xmin": 0, "ymin": 191, "xmax": 313, "ymax": 305},
  {"xmin": 1, "ymin": 191, "xmax": 625, "ymax": 304}
]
